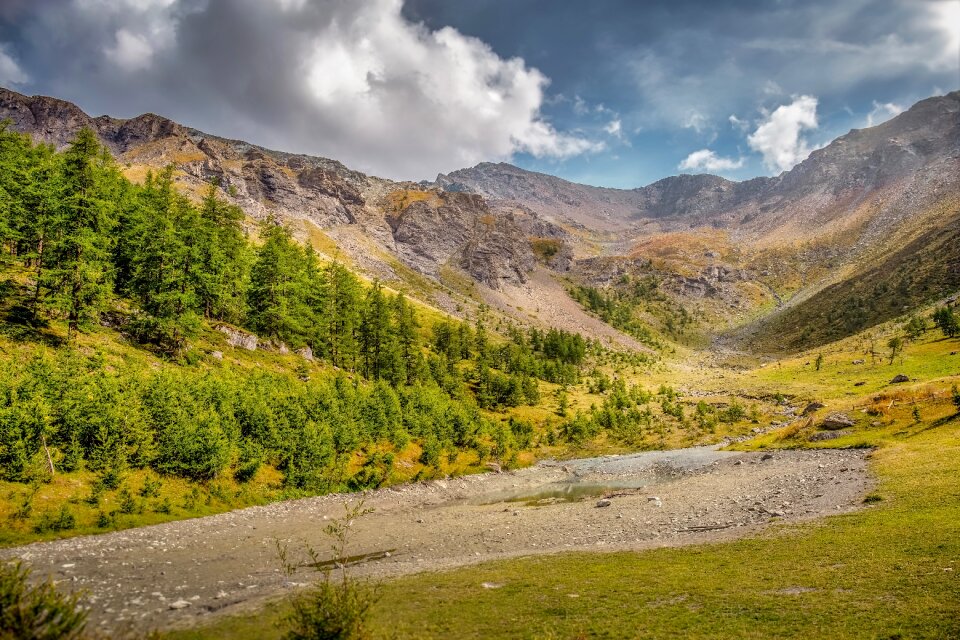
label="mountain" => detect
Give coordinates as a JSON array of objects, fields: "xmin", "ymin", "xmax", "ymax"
[
  {"xmin": 0, "ymin": 87, "xmax": 568, "ymax": 296},
  {"xmin": 436, "ymin": 92, "xmax": 959, "ymax": 245},
  {"xmin": 2, "ymin": 86, "xmax": 958, "ymax": 352}
]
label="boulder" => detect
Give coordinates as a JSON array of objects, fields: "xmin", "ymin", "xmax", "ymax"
[
  {"xmin": 802, "ymin": 402, "xmax": 826, "ymax": 416},
  {"xmin": 216, "ymin": 324, "xmax": 258, "ymax": 351},
  {"xmin": 889, "ymin": 374, "xmax": 910, "ymax": 384},
  {"xmin": 820, "ymin": 412, "xmax": 855, "ymax": 430},
  {"xmin": 296, "ymin": 346, "xmax": 314, "ymax": 361}
]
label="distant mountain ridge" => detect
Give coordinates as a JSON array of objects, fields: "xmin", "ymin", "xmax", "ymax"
[
  {"xmin": 1, "ymin": 85, "xmax": 958, "ymax": 352},
  {"xmin": 434, "ymin": 91, "xmax": 959, "ymax": 243}
]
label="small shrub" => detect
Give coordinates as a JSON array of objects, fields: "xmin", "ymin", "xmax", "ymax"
[
  {"xmin": 0, "ymin": 561, "xmax": 88, "ymax": 640},
  {"xmin": 96, "ymin": 511, "xmax": 115, "ymax": 529},
  {"xmin": 118, "ymin": 488, "xmax": 141, "ymax": 515},
  {"xmin": 234, "ymin": 440, "xmax": 263, "ymax": 484},
  {"xmin": 279, "ymin": 502, "xmax": 380, "ymax": 640},
  {"xmin": 152, "ymin": 498, "xmax": 172, "ymax": 514},
  {"xmin": 98, "ymin": 465, "xmax": 124, "ymax": 490},
  {"xmin": 9, "ymin": 485, "xmax": 39, "ymax": 522},
  {"xmin": 33, "ymin": 506, "xmax": 76, "ymax": 533},
  {"xmin": 139, "ymin": 475, "xmax": 162, "ymax": 498}
]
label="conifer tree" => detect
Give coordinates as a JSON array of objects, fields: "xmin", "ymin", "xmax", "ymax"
[
  {"xmin": 42, "ymin": 129, "xmax": 118, "ymax": 338},
  {"xmin": 326, "ymin": 261, "xmax": 361, "ymax": 370},
  {"xmin": 247, "ymin": 221, "xmax": 311, "ymax": 344}
]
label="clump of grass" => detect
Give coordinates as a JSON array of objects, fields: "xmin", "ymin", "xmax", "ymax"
[
  {"xmin": 863, "ymin": 493, "xmax": 884, "ymax": 504},
  {"xmin": 0, "ymin": 560, "xmax": 88, "ymax": 640}
]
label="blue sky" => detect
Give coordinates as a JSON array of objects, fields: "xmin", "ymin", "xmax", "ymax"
[{"xmin": 0, "ymin": 0, "xmax": 957, "ymax": 187}]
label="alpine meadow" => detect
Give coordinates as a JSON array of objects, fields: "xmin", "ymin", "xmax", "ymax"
[{"xmin": 0, "ymin": 1, "xmax": 958, "ymax": 639}]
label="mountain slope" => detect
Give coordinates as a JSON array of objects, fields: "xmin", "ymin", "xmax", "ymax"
[{"xmin": 2, "ymin": 86, "xmax": 957, "ymax": 353}]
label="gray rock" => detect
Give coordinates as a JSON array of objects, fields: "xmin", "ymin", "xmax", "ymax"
[
  {"xmin": 821, "ymin": 413, "xmax": 855, "ymax": 430},
  {"xmin": 802, "ymin": 402, "xmax": 826, "ymax": 415},
  {"xmin": 890, "ymin": 374, "xmax": 910, "ymax": 383},
  {"xmin": 852, "ymin": 359, "xmax": 865, "ymax": 365},
  {"xmin": 168, "ymin": 599, "xmax": 191, "ymax": 610},
  {"xmin": 809, "ymin": 430, "xmax": 850, "ymax": 442},
  {"xmin": 596, "ymin": 499, "xmax": 612, "ymax": 508},
  {"xmin": 216, "ymin": 324, "xmax": 258, "ymax": 351},
  {"xmin": 210, "ymin": 350, "xmax": 223, "ymax": 360},
  {"xmin": 296, "ymin": 346, "xmax": 314, "ymax": 361}
]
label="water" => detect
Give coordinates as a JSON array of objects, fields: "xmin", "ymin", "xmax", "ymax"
[
  {"xmin": 477, "ymin": 445, "xmax": 737, "ymax": 507},
  {"xmin": 306, "ymin": 549, "xmax": 396, "ymax": 570}
]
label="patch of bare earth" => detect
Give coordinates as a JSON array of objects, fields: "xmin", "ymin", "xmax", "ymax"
[
  {"xmin": 2, "ymin": 447, "xmax": 871, "ymax": 635},
  {"xmin": 481, "ymin": 267, "xmax": 646, "ymax": 350}
]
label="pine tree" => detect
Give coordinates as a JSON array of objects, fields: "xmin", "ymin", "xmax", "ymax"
[
  {"xmin": 326, "ymin": 261, "xmax": 361, "ymax": 370},
  {"xmin": 933, "ymin": 306, "xmax": 959, "ymax": 338},
  {"xmin": 196, "ymin": 181, "xmax": 250, "ymax": 323},
  {"xmin": 42, "ymin": 129, "xmax": 118, "ymax": 338},
  {"xmin": 393, "ymin": 293, "xmax": 419, "ymax": 384},
  {"xmin": 247, "ymin": 221, "xmax": 311, "ymax": 344},
  {"xmin": 358, "ymin": 281, "xmax": 392, "ymax": 380},
  {"xmin": 123, "ymin": 167, "xmax": 205, "ymax": 352}
]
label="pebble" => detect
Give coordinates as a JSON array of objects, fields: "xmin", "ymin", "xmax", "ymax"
[
  {"xmin": 596, "ymin": 499, "xmax": 612, "ymax": 508},
  {"xmin": 168, "ymin": 600, "xmax": 190, "ymax": 610}
]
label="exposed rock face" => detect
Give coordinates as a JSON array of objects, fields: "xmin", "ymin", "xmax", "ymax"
[
  {"xmin": 2, "ymin": 86, "xmax": 958, "ymax": 338},
  {"xmin": 434, "ymin": 91, "xmax": 960, "ymax": 246},
  {"xmin": 0, "ymin": 87, "xmax": 543, "ymax": 292},
  {"xmin": 385, "ymin": 190, "xmax": 535, "ymax": 287},
  {"xmin": 216, "ymin": 325, "xmax": 258, "ymax": 351}
]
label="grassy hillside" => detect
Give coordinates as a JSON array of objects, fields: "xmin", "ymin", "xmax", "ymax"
[{"xmin": 744, "ymin": 203, "xmax": 960, "ymax": 353}]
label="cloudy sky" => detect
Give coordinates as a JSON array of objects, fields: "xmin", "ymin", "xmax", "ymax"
[{"xmin": 0, "ymin": 0, "xmax": 957, "ymax": 187}]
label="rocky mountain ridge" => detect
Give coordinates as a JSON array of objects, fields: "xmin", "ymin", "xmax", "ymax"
[
  {"xmin": 434, "ymin": 91, "xmax": 959, "ymax": 246},
  {"xmin": 2, "ymin": 85, "xmax": 957, "ymax": 350},
  {"xmin": 0, "ymin": 86, "xmax": 565, "ymax": 294}
]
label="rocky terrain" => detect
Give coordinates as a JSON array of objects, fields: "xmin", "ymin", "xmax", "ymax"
[
  {"xmin": 1, "ymin": 86, "xmax": 957, "ymax": 352},
  {"xmin": 1, "ymin": 446, "xmax": 870, "ymax": 635}
]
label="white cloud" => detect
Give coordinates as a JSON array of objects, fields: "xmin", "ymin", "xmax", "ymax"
[
  {"xmin": 865, "ymin": 100, "xmax": 904, "ymax": 127},
  {"xmin": 682, "ymin": 110, "xmax": 708, "ymax": 133},
  {"xmin": 0, "ymin": 43, "xmax": 28, "ymax": 85},
  {"xmin": 678, "ymin": 149, "xmax": 744, "ymax": 172},
  {"xmin": 105, "ymin": 29, "xmax": 155, "ymax": 72},
  {"xmin": 24, "ymin": 0, "xmax": 601, "ymax": 180},
  {"xmin": 289, "ymin": 0, "xmax": 601, "ymax": 176},
  {"xmin": 925, "ymin": 0, "xmax": 960, "ymax": 71},
  {"xmin": 604, "ymin": 118, "xmax": 622, "ymax": 137},
  {"xmin": 728, "ymin": 114, "xmax": 749, "ymax": 132},
  {"xmin": 747, "ymin": 95, "xmax": 819, "ymax": 172}
]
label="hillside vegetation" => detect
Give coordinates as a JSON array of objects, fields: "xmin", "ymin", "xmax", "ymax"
[{"xmin": 0, "ymin": 126, "xmax": 771, "ymax": 546}]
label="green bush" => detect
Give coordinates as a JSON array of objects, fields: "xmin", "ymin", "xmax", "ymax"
[
  {"xmin": 155, "ymin": 410, "xmax": 232, "ymax": 480},
  {"xmin": 0, "ymin": 561, "xmax": 88, "ymax": 640}
]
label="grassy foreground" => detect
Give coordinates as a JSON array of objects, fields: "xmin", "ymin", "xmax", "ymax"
[{"xmin": 167, "ymin": 395, "xmax": 960, "ymax": 639}]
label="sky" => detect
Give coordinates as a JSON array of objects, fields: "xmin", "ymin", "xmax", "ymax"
[{"xmin": 0, "ymin": 0, "xmax": 957, "ymax": 188}]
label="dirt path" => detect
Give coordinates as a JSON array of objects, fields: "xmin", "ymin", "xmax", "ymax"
[{"xmin": 3, "ymin": 447, "xmax": 871, "ymax": 636}]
